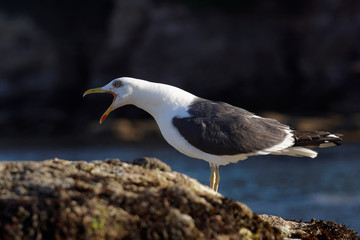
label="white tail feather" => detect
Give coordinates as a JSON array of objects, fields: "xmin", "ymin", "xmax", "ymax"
[{"xmin": 271, "ymin": 147, "xmax": 318, "ymax": 158}]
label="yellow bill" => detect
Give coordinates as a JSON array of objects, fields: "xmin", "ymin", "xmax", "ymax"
[{"xmin": 83, "ymin": 87, "xmax": 116, "ymax": 124}]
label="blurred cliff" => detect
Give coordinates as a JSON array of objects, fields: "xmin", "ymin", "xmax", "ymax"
[{"xmin": 0, "ymin": 0, "xmax": 359, "ymax": 140}]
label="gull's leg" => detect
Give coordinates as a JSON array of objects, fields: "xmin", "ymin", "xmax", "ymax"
[
  {"xmin": 214, "ymin": 165, "xmax": 220, "ymax": 192},
  {"xmin": 210, "ymin": 164, "xmax": 216, "ymax": 190}
]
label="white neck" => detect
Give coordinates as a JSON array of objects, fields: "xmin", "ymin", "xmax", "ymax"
[{"xmin": 127, "ymin": 79, "xmax": 197, "ymax": 118}]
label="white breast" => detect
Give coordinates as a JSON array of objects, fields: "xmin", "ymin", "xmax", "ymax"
[{"xmin": 128, "ymin": 79, "xmax": 252, "ymax": 165}]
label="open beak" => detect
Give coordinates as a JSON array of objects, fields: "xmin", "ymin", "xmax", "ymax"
[{"xmin": 83, "ymin": 87, "xmax": 116, "ymax": 124}]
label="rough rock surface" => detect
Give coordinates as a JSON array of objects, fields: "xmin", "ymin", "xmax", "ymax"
[
  {"xmin": 260, "ymin": 215, "xmax": 359, "ymax": 240},
  {"xmin": 0, "ymin": 158, "xmax": 358, "ymax": 239},
  {"xmin": 0, "ymin": 158, "xmax": 281, "ymax": 240}
]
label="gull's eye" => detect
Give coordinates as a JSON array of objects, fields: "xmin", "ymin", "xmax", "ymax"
[{"xmin": 112, "ymin": 81, "xmax": 122, "ymax": 88}]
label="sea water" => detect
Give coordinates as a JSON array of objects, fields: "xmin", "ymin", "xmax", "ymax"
[{"xmin": 1, "ymin": 142, "xmax": 359, "ymax": 232}]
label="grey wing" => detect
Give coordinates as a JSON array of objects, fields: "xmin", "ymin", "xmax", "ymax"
[{"xmin": 172, "ymin": 100, "xmax": 290, "ymax": 155}]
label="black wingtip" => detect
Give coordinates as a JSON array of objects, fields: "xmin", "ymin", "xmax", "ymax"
[{"xmin": 293, "ymin": 131, "xmax": 343, "ymax": 148}]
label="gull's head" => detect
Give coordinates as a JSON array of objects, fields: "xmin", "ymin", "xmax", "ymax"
[{"xmin": 83, "ymin": 77, "xmax": 135, "ymax": 124}]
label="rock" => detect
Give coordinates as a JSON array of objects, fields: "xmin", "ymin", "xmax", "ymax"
[
  {"xmin": 129, "ymin": 157, "xmax": 172, "ymax": 172},
  {"xmin": 260, "ymin": 215, "xmax": 359, "ymax": 240},
  {"xmin": 1, "ymin": 158, "xmax": 358, "ymax": 239},
  {"xmin": 0, "ymin": 158, "xmax": 282, "ymax": 239},
  {"xmin": 0, "ymin": 158, "xmax": 358, "ymax": 239}
]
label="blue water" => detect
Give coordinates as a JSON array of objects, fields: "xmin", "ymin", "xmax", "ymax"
[{"xmin": 1, "ymin": 143, "xmax": 359, "ymax": 233}]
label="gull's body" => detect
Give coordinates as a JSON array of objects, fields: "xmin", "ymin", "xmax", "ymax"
[{"xmin": 84, "ymin": 77, "xmax": 342, "ymax": 191}]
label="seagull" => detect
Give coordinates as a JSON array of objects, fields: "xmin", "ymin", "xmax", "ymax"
[{"xmin": 83, "ymin": 77, "xmax": 343, "ymax": 192}]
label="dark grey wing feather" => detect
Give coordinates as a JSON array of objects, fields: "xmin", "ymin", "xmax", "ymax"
[{"xmin": 172, "ymin": 99, "xmax": 290, "ymax": 155}]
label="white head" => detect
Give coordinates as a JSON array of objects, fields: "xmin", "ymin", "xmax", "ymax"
[
  {"xmin": 83, "ymin": 77, "xmax": 137, "ymax": 124},
  {"xmin": 84, "ymin": 77, "xmax": 197, "ymax": 124}
]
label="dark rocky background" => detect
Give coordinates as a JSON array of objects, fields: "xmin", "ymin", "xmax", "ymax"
[{"xmin": 0, "ymin": 0, "xmax": 359, "ymax": 139}]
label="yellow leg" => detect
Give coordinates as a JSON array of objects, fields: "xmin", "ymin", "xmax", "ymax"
[
  {"xmin": 210, "ymin": 165, "xmax": 215, "ymax": 190},
  {"xmin": 209, "ymin": 164, "xmax": 220, "ymax": 192},
  {"xmin": 214, "ymin": 165, "xmax": 220, "ymax": 192}
]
